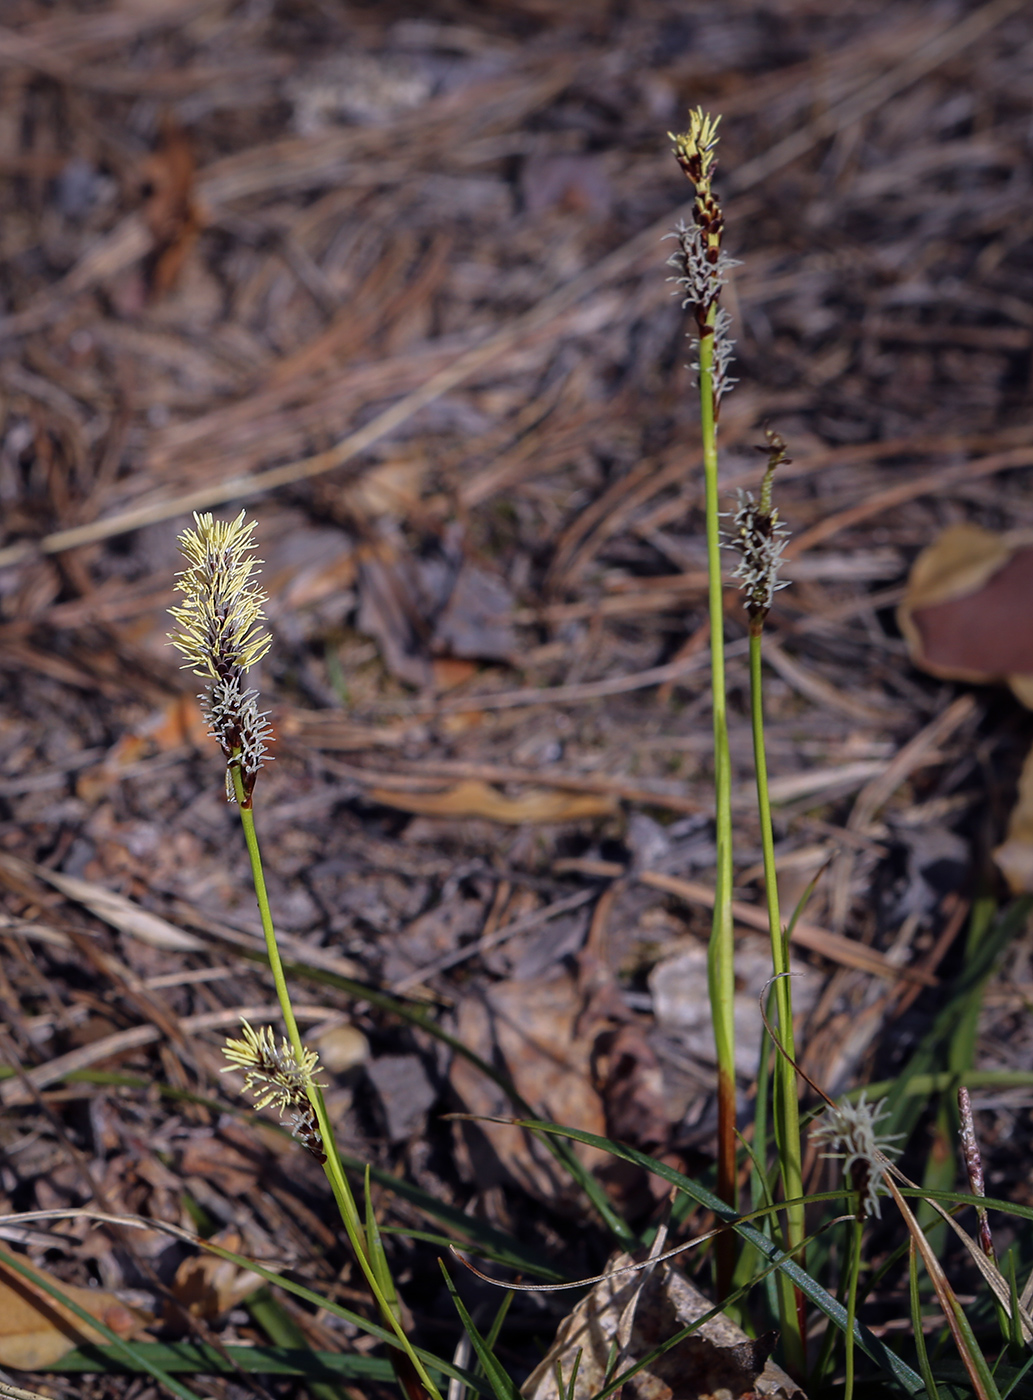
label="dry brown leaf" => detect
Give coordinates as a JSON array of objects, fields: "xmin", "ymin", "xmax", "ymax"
[
  {"xmin": 178, "ymin": 1136, "xmax": 259, "ymax": 1196},
  {"xmin": 340, "ymin": 458, "xmax": 426, "ymax": 521},
  {"xmin": 139, "ymin": 117, "xmax": 202, "ymax": 298},
  {"xmin": 356, "ymin": 539, "xmax": 434, "ymax": 688},
  {"xmin": 994, "ymin": 741, "xmax": 1033, "ymax": 894},
  {"xmin": 898, "ymin": 523, "xmax": 1033, "ymax": 697},
  {"xmin": 432, "ymin": 562, "xmax": 516, "ymax": 662},
  {"xmin": 521, "ymin": 1254, "xmax": 803, "ymax": 1400},
  {"xmin": 367, "ymin": 778, "xmax": 616, "ymax": 824},
  {"xmin": 78, "ymin": 696, "xmax": 210, "ymax": 801},
  {"xmin": 170, "ymin": 1228, "xmax": 264, "ymax": 1321},
  {"xmin": 899, "ymin": 524, "xmax": 1033, "ymax": 891},
  {"xmin": 0, "ymin": 1254, "xmax": 146, "ymax": 1369},
  {"xmin": 450, "ymin": 969, "xmax": 610, "ymax": 1206},
  {"xmin": 32, "ymin": 864, "xmax": 205, "ymax": 953},
  {"xmin": 432, "ymin": 657, "xmax": 479, "ymax": 691}
]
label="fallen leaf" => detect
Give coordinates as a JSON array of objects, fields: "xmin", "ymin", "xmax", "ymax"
[
  {"xmin": 340, "ymin": 458, "xmax": 426, "ymax": 521},
  {"xmin": 138, "ymin": 117, "xmax": 202, "ymax": 299},
  {"xmin": 432, "ymin": 562, "xmax": 516, "ymax": 662},
  {"xmin": 178, "ymin": 1135, "xmax": 260, "ymax": 1196},
  {"xmin": 899, "ymin": 524, "xmax": 1033, "ymax": 890},
  {"xmin": 170, "ymin": 1228, "xmax": 263, "ymax": 1321},
  {"xmin": 366, "ymin": 1053, "xmax": 438, "ymax": 1143},
  {"xmin": 383, "ymin": 897, "xmax": 484, "ymax": 986},
  {"xmin": 593, "ymin": 1022, "xmax": 668, "ymax": 1153},
  {"xmin": 432, "ymin": 657, "xmax": 478, "ymax": 691},
  {"xmin": 356, "ymin": 539, "xmax": 434, "ymax": 688},
  {"xmin": 522, "ymin": 1254, "xmax": 803, "ymax": 1400},
  {"xmin": 31, "ymin": 863, "xmax": 205, "ymax": 953},
  {"xmin": 367, "ymin": 778, "xmax": 616, "ymax": 824},
  {"xmin": 450, "ymin": 969, "xmax": 610, "ymax": 1206},
  {"xmin": 898, "ymin": 523, "xmax": 1033, "ymax": 694},
  {"xmin": 994, "ymin": 742, "xmax": 1033, "ymax": 894},
  {"xmin": 77, "ymin": 696, "xmax": 210, "ymax": 802},
  {"xmin": 0, "ymin": 1253, "xmax": 145, "ymax": 1369}
]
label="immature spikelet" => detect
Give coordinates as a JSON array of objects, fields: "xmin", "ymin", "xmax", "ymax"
[
  {"xmin": 223, "ymin": 1021, "xmax": 326, "ymax": 1162},
  {"xmin": 168, "ymin": 511, "xmax": 273, "ymax": 804},
  {"xmin": 728, "ymin": 428, "xmax": 792, "ymax": 619},
  {"xmin": 811, "ymin": 1092, "xmax": 903, "ymax": 1219}
]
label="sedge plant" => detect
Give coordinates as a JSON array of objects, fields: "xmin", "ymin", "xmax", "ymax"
[
  {"xmin": 667, "ymin": 109, "xmax": 740, "ymax": 1287},
  {"xmin": 668, "ymin": 113, "xmax": 809, "ymax": 1345},
  {"xmin": 168, "ymin": 510, "xmax": 441, "ymax": 1400},
  {"xmin": 726, "ymin": 426, "xmax": 807, "ymax": 1372}
]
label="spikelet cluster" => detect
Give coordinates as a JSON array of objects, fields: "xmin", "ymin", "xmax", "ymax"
[
  {"xmin": 168, "ymin": 511, "xmax": 274, "ymax": 804},
  {"xmin": 223, "ymin": 1021, "xmax": 326, "ymax": 1163},
  {"xmin": 727, "ymin": 429, "xmax": 792, "ymax": 619},
  {"xmin": 667, "ymin": 108, "xmax": 740, "ymax": 414},
  {"xmin": 811, "ymin": 1092, "xmax": 903, "ymax": 1219}
]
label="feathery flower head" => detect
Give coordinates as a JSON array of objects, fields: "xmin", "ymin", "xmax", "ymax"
[
  {"xmin": 669, "ymin": 108, "xmax": 722, "ymax": 190},
  {"xmin": 169, "ymin": 510, "xmax": 271, "ymax": 680},
  {"xmin": 670, "ymin": 108, "xmax": 727, "ymax": 275},
  {"xmin": 727, "ymin": 428, "xmax": 792, "ymax": 619},
  {"xmin": 168, "ymin": 511, "xmax": 273, "ymax": 804},
  {"xmin": 223, "ymin": 1021, "xmax": 326, "ymax": 1162},
  {"xmin": 811, "ymin": 1092, "xmax": 903, "ymax": 1219}
]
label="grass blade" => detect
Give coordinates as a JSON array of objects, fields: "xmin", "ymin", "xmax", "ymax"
[{"xmin": 439, "ymin": 1261, "xmax": 522, "ymax": 1400}]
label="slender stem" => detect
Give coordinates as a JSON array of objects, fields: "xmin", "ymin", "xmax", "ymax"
[
  {"xmin": 698, "ymin": 317, "xmax": 737, "ymax": 1295},
  {"xmin": 845, "ymin": 1215, "xmax": 864, "ymax": 1400},
  {"xmin": 232, "ymin": 766, "xmax": 441, "ymax": 1400},
  {"xmin": 749, "ymin": 624, "xmax": 806, "ymax": 1377}
]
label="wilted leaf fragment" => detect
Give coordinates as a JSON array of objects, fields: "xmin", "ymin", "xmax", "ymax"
[
  {"xmin": 171, "ymin": 1229, "xmax": 264, "ymax": 1321},
  {"xmin": 898, "ymin": 524, "xmax": 1033, "ymax": 694},
  {"xmin": 899, "ymin": 524, "xmax": 1033, "ymax": 892},
  {"xmin": 994, "ymin": 742, "xmax": 1033, "ymax": 895},
  {"xmin": 450, "ymin": 970, "xmax": 609, "ymax": 1206},
  {"xmin": 0, "ymin": 1256, "xmax": 144, "ymax": 1369},
  {"xmin": 522, "ymin": 1255, "xmax": 803, "ymax": 1400},
  {"xmin": 367, "ymin": 778, "xmax": 616, "ymax": 824}
]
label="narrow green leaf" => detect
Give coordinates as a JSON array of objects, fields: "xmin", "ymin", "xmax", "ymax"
[
  {"xmin": 439, "ymin": 1261, "xmax": 522, "ymax": 1400},
  {"xmin": 910, "ymin": 1241, "xmax": 941, "ymax": 1400},
  {"xmin": 365, "ymin": 1164, "xmax": 400, "ymax": 1320},
  {"xmin": 499, "ymin": 1120, "xmax": 925, "ymax": 1394},
  {"xmin": 42, "ymin": 1343, "xmax": 398, "ymax": 1380},
  {"xmin": 0, "ymin": 1245, "xmax": 203, "ymax": 1400},
  {"xmin": 245, "ymin": 1288, "xmax": 351, "ymax": 1400}
]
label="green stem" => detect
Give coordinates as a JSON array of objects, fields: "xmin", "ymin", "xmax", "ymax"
[
  {"xmin": 749, "ymin": 624, "xmax": 805, "ymax": 1377},
  {"xmin": 231, "ymin": 766, "xmax": 441, "ymax": 1400},
  {"xmin": 845, "ymin": 1214, "xmax": 864, "ymax": 1400},
  {"xmin": 698, "ymin": 317, "xmax": 737, "ymax": 1291}
]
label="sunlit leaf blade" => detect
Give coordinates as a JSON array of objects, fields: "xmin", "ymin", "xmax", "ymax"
[{"xmin": 439, "ymin": 1261, "xmax": 522, "ymax": 1400}]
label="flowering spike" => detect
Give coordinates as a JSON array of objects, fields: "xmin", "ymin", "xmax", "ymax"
[
  {"xmin": 168, "ymin": 511, "xmax": 274, "ymax": 804},
  {"xmin": 169, "ymin": 510, "xmax": 271, "ymax": 680},
  {"xmin": 668, "ymin": 108, "xmax": 738, "ymax": 418},
  {"xmin": 727, "ymin": 428, "xmax": 792, "ymax": 620},
  {"xmin": 811, "ymin": 1092, "xmax": 903, "ymax": 1219},
  {"xmin": 222, "ymin": 1021, "xmax": 326, "ymax": 1162},
  {"xmin": 669, "ymin": 108, "xmax": 722, "ymax": 191}
]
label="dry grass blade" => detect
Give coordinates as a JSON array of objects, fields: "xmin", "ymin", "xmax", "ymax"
[{"xmin": 883, "ymin": 1175, "xmax": 998, "ymax": 1400}]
